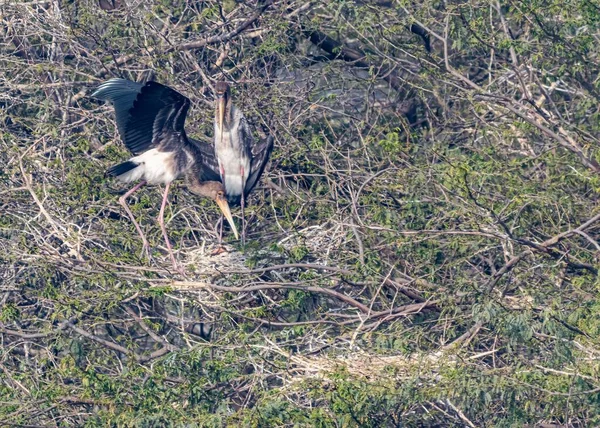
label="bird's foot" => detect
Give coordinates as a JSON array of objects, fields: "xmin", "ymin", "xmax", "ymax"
[
  {"xmin": 176, "ymin": 265, "xmax": 187, "ymax": 277},
  {"xmin": 169, "ymin": 262, "xmax": 187, "ymax": 277},
  {"xmin": 163, "ymin": 249, "xmax": 186, "ymax": 276},
  {"xmin": 140, "ymin": 242, "xmax": 153, "ymax": 263}
]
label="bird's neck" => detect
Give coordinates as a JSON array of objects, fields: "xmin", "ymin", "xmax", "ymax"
[{"xmin": 185, "ymin": 172, "xmax": 214, "ymax": 198}]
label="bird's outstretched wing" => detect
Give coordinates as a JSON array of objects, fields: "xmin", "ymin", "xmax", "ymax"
[
  {"xmin": 92, "ymin": 78, "xmax": 191, "ymax": 155},
  {"xmin": 245, "ymin": 134, "xmax": 274, "ymax": 196},
  {"xmin": 188, "ymin": 137, "xmax": 221, "ymax": 182},
  {"xmin": 235, "ymin": 115, "xmax": 274, "ymax": 196}
]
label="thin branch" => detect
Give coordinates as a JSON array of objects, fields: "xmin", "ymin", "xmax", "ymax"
[
  {"xmin": 64, "ymin": 321, "xmax": 170, "ymax": 363},
  {"xmin": 123, "ymin": 305, "xmax": 180, "ymax": 352},
  {"xmin": 177, "ymin": 1, "xmax": 273, "ymax": 51},
  {"xmin": 226, "ymin": 263, "xmax": 353, "ymax": 276},
  {"xmin": 488, "ymin": 212, "xmax": 600, "ymax": 290},
  {"xmin": 164, "ymin": 280, "xmax": 372, "ymax": 313}
]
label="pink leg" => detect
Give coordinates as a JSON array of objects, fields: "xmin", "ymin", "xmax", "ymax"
[
  {"xmin": 157, "ymin": 183, "xmax": 183, "ymax": 274},
  {"xmin": 240, "ymin": 167, "xmax": 247, "ymax": 245},
  {"xmin": 241, "ymin": 192, "xmax": 246, "ymax": 246},
  {"xmin": 210, "ymin": 215, "xmax": 225, "ymax": 256},
  {"xmin": 118, "ymin": 180, "xmax": 151, "ymax": 260},
  {"xmin": 218, "ymin": 214, "xmax": 224, "ymax": 245},
  {"xmin": 219, "ymin": 166, "xmax": 230, "ymax": 243}
]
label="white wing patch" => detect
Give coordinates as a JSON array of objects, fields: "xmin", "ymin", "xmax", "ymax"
[{"xmin": 117, "ymin": 149, "xmax": 177, "ymax": 184}]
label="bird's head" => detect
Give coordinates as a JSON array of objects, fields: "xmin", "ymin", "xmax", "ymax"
[
  {"xmin": 204, "ymin": 181, "xmax": 239, "ymax": 240},
  {"xmin": 214, "ymin": 81, "xmax": 231, "ymax": 131}
]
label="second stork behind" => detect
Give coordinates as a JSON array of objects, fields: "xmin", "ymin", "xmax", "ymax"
[{"xmin": 210, "ymin": 81, "xmax": 274, "ymax": 243}]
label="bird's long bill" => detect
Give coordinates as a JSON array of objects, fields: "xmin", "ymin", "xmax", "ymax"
[
  {"xmin": 217, "ymin": 96, "xmax": 226, "ymax": 132},
  {"xmin": 215, "ymin": 195, "xmax": 239, "ymax": 240}
]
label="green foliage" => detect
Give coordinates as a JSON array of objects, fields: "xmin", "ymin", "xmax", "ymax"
[{"xmin": 2, "ymin": 0, "xmax": 600, "ymax": 426}]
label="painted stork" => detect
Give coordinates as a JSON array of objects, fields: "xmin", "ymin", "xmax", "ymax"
[
  {"xmin": 201, "ymin": 81, "xmax": 274, "ymax": 244},
  {"xmin": 92, "ymin": 78, "xmax": 238, "ymax": 273}
]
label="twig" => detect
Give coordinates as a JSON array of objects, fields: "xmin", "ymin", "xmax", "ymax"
[
  {"xmin": 226, "ymin": 263, "xmax": 353, "ymax": 276},
  {"xmin": 444, "ymin": 399, "xmax": 476, "ymax": 428},
  {"xmin": 64, "ymin": 321, "xmax": 170, "ymax": 363},
  {"xmin": 123, "ymin": 305, "xmax": 180, "ymax": 352},
  {"xmin": 161, "ymin": 280, "xmax": 372, "ymax": 313},
  {"xmin": 487, "ymin": 212, "xmax": 600, "ymax": 290},
  {"xmin": 177, "ymin": 1, "xmax": 273, "ymax": 51}
]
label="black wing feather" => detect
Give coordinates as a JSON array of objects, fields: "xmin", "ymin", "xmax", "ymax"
[
  {"xmin": 92, "ymin": 78, "xmax": 191, "ymax": 155},
  {"xmin": 245, "ymin": 135, "xmax": 274, "ymax": 196},
  {"xmin": 228, "ymin": 114, "xmax": 273, "ymax": 199},
  {"xmin": 106, "ymin": 160, "xmax": 138, "ymax": 177},
  {"xmin": 91, "ymin": 79, "xmax": 143, "ymax": 142}
]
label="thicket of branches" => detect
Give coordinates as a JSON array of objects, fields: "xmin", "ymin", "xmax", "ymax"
[{"xmin": 2, "ymin": 0, "xmax": 600, "ymax": 426}]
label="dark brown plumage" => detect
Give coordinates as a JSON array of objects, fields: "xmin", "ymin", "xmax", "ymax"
[{"xmin": 92, "ymin": 78, "xmax": 238, "ymax": 272}]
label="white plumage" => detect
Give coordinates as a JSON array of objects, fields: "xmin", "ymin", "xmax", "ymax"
[
  {"xmin": 214, "ymin": 106, "xmax": 251, "ymax": 197},
  {"xmin": 117, "ymin": 149, "xmax": 177, "ymax": 184},
  {"xmin": 216, "ymin": 145, "xmax": 250, "ymax": 197}
]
